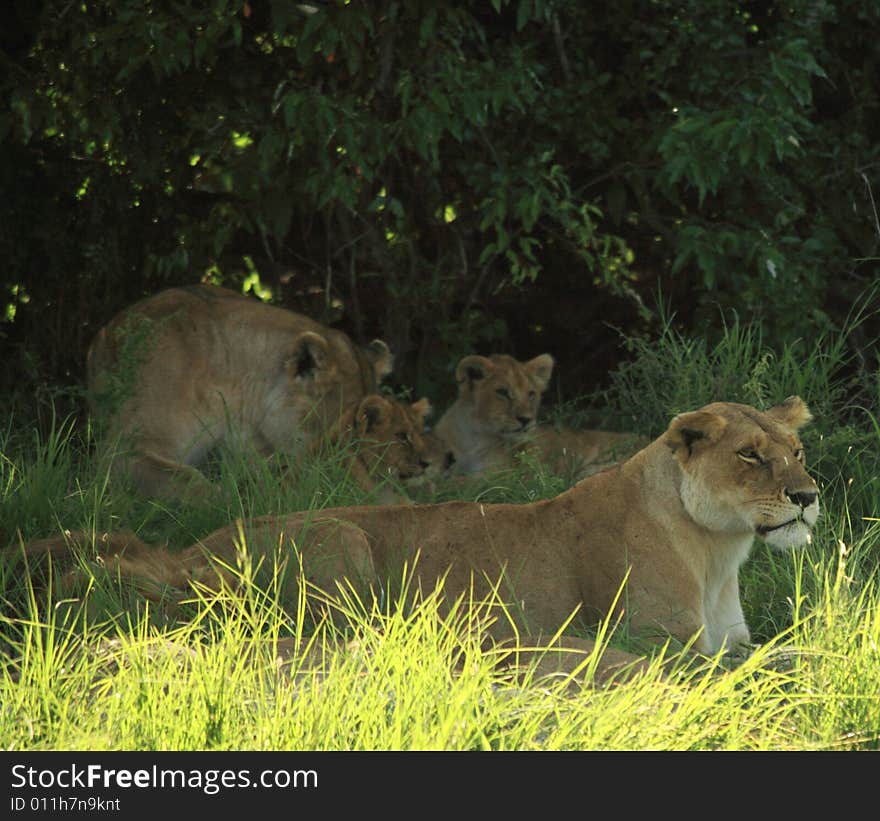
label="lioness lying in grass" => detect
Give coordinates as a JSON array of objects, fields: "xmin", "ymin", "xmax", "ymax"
[{"xmin": 21, "ymin": 397, "xmax": 819, "ymax": 658}]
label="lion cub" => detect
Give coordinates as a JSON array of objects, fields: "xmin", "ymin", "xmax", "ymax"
[
  {"xmin": 303, "ymin": 394, "xmax": 442, "ymax": 504},
  {"xmin": 433, "ymin": 353, "xmax": 643, "ymax": 478}
]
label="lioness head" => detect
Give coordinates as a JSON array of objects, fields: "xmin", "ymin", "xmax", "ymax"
[
  {"xmin": 665, "ymin": 396, "xmax": 819, "ymax": 550},
  {"xmin": 453, "ymin": 353, "xmax": 555, "ymax": 439},
  {"xmin": 348, "ymin": 394, "xmax": 436, "ymax": 482},
  {"xmin": 284, "ymin": 333, "xmax": 394, "ymax": 435}
]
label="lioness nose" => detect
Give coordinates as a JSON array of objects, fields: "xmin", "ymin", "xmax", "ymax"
[
  {"xmin": 786, "ymin": 489, "xmax": 817, "ymax": 508},
  {"xmin": 516, "ymin": 416, "xmax": 532, "ymax": 429}
]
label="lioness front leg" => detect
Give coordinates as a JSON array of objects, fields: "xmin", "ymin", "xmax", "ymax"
[
  {"xmin": 125, "ymin": 447, "xmax": 216, "ymax": 502},
  {"xmin": 713, "ymin": 575, "xmax": 752, "ymax": 657}
]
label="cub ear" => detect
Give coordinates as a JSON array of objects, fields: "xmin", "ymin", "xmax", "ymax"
[
  {"xmin": 365, "ymin": 339, "xmax": 394, "ymax": 383},
  {"xmin": 665, "ymin": 410, "xmax": 728, "ymax": 457},
  {"xmin": 356, "ymin": 395, "xmax": 390, "ymax": 434},
  {"xmin": 766, "ymin": 395, "xmax": 812, "ymax": 430},
  {"xmin": 287, "ymin": 332, "xmax": 331, "ymax": 380},
  {"xmin": 410, "ymin": 397, "xmax": 432, "ymax": 424},
  {"xmin": 455, "ymin": 355, "xmax": 494, "ymax": 388},
  {"xmin": 525, "ymin": 353, "xmax": 555, "ymax": 392}
]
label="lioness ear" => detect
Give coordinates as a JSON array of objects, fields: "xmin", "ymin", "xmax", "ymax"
[
  {"xmin": 455, "ymin": 355, "xmax": 494, "ymax": 389},
  {"xmin": 366, "ymin": 339, "xmax": 394, "ymax": 383},
  {"xmin": 525, "ymin": 353, "xmax": 554, "ymax": 392},
  {"xmin": 665, "ymin": 410, "xmax": 728, "ymax": 457},
  {"xmin": 356, "ymin": 395, "xmax": 390, "ymax": 434},
  {"xmin": 766, "ymin": 395, "xmax": 812, "ymax": 430},
  {"xmin": 287, "ymin": 332, "xmax": 331, "ymax": 380},
  {"xmin": 410, "ymin": 397, "xmax": 432, "ymax": 424}
]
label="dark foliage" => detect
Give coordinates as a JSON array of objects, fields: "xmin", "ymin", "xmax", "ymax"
[{"xmin": 2, "ymin": 0, "xmax": 878, "ymax": 413}]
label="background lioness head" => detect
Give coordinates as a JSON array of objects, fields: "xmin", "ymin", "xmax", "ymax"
[
  {"xmin": 283, "ymin": 332, "xmax": 395, "ymax": 439},
  {"xmin": 452, "ymin": 353, "xmax": 555, "ymax": 438},
  {"xmin": 665, "ymin": 395, "xmax": 819, "ymax": 550}
]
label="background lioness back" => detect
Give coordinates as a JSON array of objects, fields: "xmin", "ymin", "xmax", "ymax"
[{"xmin": 87, "ymin": 284, "xmax": 393, "ymax": 501}]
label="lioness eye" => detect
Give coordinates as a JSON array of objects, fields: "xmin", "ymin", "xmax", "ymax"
[
  {"xmin": 794, "ymin": 448, "xmax": 805, "ymax": 463},
  {"xmin": 528, "ymin": 390, "xmax": 536, "ymax": 400},
  {"xmin": 496, "ymin": 387, "xmax": 511, "ymax": 400},
  {"xmin": 737, "ymin": 449, "xmax": 763, "ymax": 465}
]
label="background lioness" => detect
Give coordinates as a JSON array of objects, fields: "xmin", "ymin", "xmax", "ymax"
[
  {"xmin": 87, "ymin": 285, "xmax": 394, "ymax": 501},
  {"xmin": 434, "ymin": 352, "xmax": 644, "ymax": 478},
  {"xmin": 24, "ymin": 397, "xmax": 819, "ymax": 657}
]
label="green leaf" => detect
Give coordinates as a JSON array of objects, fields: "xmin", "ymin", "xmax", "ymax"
[
  {"xmin": 271, "ymin": 0, "xmax": 301, "ymax": 35},
  {"xmin": 516, "ymin": 0, "xmax": 531, "ymax": 31},
  {"xmin": 296, "ymin": 8, "xmax": 326, "ymax": 63},
  {"xmin": 281, "ymin": 92, "xmax": 301, "ymax": 128},
  {"xmin": 606, "ymin": 181, "xmax": 627, "ymax": 226}
]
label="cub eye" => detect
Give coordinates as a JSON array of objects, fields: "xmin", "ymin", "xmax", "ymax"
[
  {"xmin": 395, "ymin": 431, "xmax": 412, "ymax": 444},
  {"xmin": 495, "ymin": 387, "xmax": 511, "ymax": 400},
  {"xmin": 737, "ymin": 448, "xmax": 763, "ymax": 465},
  {"xmin": 527, "ymin": 390, "xmax": 536, "ymax": 400}
]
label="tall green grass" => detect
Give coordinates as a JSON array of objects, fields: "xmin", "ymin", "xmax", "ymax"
[
  {"xmin": 596, "ymin": 301, "xmax": 873, "ymax": 434},
  {"xmin": 1, "ymin": 305, "xmax": 879, "ymax": 750},
  {"xmin": 3, "ymin": 553, "xmax": 878, "ymax": 750}
]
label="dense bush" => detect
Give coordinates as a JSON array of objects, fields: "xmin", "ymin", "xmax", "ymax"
[{"xmin": 1, "ymin": 0, "xmax": 878, "ymax": 410}]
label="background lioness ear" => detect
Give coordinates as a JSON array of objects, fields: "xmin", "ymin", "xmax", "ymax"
[
  {"xmin": 665, "ymin": 410, "xmax": 728, "ymax": 458},
  {"xmin": 287, "ymin": 331, "xmax": 331, "ymax": 380},
  {"xmin": 455, "ymin": 355, "xmax": 494, "ymax": 390},
  {"xmin": 524, "ymin": 353, "xmax": 555, "ymax": 392},
  {"xmin": 366, "ymin": 339, "xmax": 394, "ymax": 382},
  {"xmin": 765, "ymin": 395, "xmax": 812, "ymax": 430},
  {"xmin": 356, "ymin": 395, "xmax": 390, "ymax": 434}
]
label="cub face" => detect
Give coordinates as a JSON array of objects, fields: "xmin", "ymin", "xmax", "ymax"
[
  {"xmin": 418, "ymin": 429, "xmax": 456, "ymax": 478},
  {"xmin": 351, "ymin": 395, "xmax": 436, "ymax": 482},
  {"xmin": 665, "ymin": 396, "xmax": 819, "ymax": 549},
  {"xmin": 454, "ymin": 353, "xmax": 555, "ymax": 439}
]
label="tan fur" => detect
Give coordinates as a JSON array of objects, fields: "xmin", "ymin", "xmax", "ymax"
[
  {"xmin": 87, "ymin": 285, "xmax": 393, "ymax": 500},
  {"xmin": 433, "ymin": 353, "xmax": 643, "ymax": 477},
  {"xmin": 304, "ymin": 394, "xmax": 437, "ymax": 504},
  {"xmin": 22, "ymin": 398, "xmax": 819, "ymax": 656},
  {"xmin": 515, "ymin": 426, "xmax": 650, "ymax": 479},
  {"xmin": 434, "ymin": 353, "xmax": 554, "ymax": 474}
]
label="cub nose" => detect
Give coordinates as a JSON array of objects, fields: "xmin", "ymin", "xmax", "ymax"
[{"xmin": 786, "ymin": 489, "xmax": 818, "ymax": 508}]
